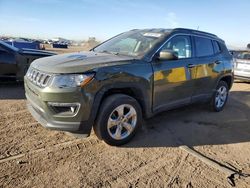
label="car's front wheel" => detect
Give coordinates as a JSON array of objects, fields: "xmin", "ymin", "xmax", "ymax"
[
  {"xmin": 210, "ymin": 80, "xmax": 229, "ymax": 112},
  {"xmin": 94, "ymin": 94, "xmax": 142, "ymax": 146}
]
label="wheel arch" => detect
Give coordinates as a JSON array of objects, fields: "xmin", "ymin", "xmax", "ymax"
[
  {"xmin": 219, "ymin": 74, "xmax": 233, "ymax": 89},
  {"xmin": 97, "ymin": 86, "xmax": 151, "ymax": 118},
  {"xmin": 89, "ymin": 83, "xmax": 152, "ymax": 128}
]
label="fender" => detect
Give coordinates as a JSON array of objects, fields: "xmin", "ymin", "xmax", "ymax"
[
  {"xmin": 89, "ymin": 82, "xmax": 153, "ymax": 124},
  {"xmin": 215, "ymin": 73, "xmax": 234, "ymax": 91}
]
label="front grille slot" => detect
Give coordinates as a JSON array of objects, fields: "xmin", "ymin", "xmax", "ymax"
[{"xmin": 26, "ymin": 68, "xmax": 51, "ymax": 88}]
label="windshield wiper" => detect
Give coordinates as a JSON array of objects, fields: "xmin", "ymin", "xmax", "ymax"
[{"xmin": 100, "ymin": 50, "xmax": 119, "ymax": 55}]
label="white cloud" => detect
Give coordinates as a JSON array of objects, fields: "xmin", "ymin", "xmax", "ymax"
[{"xmin": 166, "ymin": 12, "xmax": 179, "ymax": 28}]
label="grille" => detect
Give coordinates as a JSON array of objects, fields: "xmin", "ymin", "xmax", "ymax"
[{"xmin": 26, "ymin": 67, "xmax": 51, "ymax": 88}]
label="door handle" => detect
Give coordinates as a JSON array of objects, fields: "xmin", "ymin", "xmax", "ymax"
[
  {"xmin": 187, "ymin": 64, "xmax": 195, "ymax": 68},
  {"xmin": 215, "ymin": 60, "xmax": 222, "ymax": 64}
]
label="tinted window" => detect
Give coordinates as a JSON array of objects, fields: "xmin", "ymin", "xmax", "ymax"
[
  {"xmin": 161, "ymin": 35, "xmax": 192, "ymax": 59},
  {"xmin": 237, "ymin": 52, "xmax": 250, "ymax": 60},
  {"xmin": 213, "ymin": 41, "xmax": 221, "ymax": 54},
  {"xmin": 195, "ymin": 37, "xmax": 214, "ymax": 57}
]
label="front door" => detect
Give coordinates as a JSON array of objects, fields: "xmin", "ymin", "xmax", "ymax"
[{"xmin": 151, "ymin": 35, "xmax": 196, "ymax": 112}]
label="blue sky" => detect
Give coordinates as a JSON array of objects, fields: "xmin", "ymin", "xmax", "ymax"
[{"xmin": 0, "ymin": 0, "xmax": 249, "ymax": 47}]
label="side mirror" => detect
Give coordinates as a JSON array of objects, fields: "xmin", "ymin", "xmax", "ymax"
[{"xmin": 158, "ymin": 50, "xmax": 178, "ymax": 61}]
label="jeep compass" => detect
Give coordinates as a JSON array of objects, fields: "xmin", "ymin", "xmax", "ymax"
[{"xmin": 24, "ymin": 28, "xmax": 233, "ymax": 146}]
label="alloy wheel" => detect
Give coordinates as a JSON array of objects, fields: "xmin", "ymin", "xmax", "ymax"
[
  {"xmin": 215, "ymin": 86, "xmax": 228, "ymax": 108},
  {"xmin": 107, "ymin": 104, "xmax": 137, "ymax": 140}
]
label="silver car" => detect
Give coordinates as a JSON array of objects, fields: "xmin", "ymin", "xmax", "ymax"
[{"xmin": 234, "ymin": 51, "xmax": 250, "ymax": 81}]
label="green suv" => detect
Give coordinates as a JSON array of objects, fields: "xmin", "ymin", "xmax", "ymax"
[{"xmin": 25, "ymin": 28, "xmax": 233, "ymax": 146}]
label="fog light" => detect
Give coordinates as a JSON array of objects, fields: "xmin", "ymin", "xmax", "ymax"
[
  {"xmin": 48, "ymin": 102, "xmax": 80, "ymax": 117},
  {"xmin": 70, "ymin": 106, "xmax": 75, "ymax": 113}
]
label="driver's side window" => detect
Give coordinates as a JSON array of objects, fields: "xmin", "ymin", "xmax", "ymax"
[{"xmin": 161, "ymin": 35, "xmax": 192, "ymax": 59}]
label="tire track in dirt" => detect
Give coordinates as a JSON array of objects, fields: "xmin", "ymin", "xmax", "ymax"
[
  {"xmin": 0, "ymin": 137, "xmax": 101, "ymax": 164},
  {"xmin": 0, "ymin": 136, "xmax": 104, "ymax": 187},
  {"xmin": 84, "ymin": 147, "xmax": 183, "ymax": 187},
  {"xmin": 166, "ymin": 153, "xmax": 189, "ymax": 187},
  {"xmin": 109, "ymin": 151, "xmax": 185, "ymax": 187}
]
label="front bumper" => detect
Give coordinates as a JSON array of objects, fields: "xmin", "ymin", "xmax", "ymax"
[
  {"xmin": 24, "ymin": 77, "xmax": 93, "ymax": 135},
  {"xmin": 27, "ymin": 97, "xmax": 82, "ymax": 132}
]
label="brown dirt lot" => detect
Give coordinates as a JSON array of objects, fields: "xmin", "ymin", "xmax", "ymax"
[{"xmin": 0, "ymin": 82, "xmax": 249, "ymax": 188}]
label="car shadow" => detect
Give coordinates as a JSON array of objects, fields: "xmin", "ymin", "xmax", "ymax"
[
  {"xmin": 0, "ymin": 80, "xmax": 25, "ymax": 100},
  {"xmin": 124, "ymin": 90, "xmax": 250, "ymax": 148}
]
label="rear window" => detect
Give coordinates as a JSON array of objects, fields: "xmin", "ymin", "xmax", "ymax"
[
  {"xmin": 213, "ymin": 41, "xmax": 221, "ymax": 54},
  {"xmin": 237, "ymin": 52, "xmax": 250, "ymax": 60},
  {"xmin": 194, "ymin": 37, "xmax": 214, "ymax": 57}
]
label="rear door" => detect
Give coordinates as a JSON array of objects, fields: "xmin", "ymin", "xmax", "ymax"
[
  {"xmin": 191, "ymin": 36, "xmax": 224, "ymax": 101},
  {"xmin": 0, "ymin": 46, "xmax": 17, "ymax": 77},
  {"xmin": 152, "ymin": 35, "xmax": 197, "ymax": 112}
]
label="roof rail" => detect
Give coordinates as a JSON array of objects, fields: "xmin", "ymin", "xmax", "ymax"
[{"xmin": 173, "ymin": 28, "xmax": 217, "ymax": 38}]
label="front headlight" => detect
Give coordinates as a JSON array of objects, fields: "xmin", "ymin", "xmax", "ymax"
[{"xmin": 50, "ymin": 74, "xmax": 94, "ymax": 88}]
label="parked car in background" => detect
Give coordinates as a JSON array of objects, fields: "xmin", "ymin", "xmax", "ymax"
[
  {"xmin": 0, "ymin": 40, "xmax": 56, "ymax": 81},
  {"xmin": 234, "ymin": 51, "xmax": 250, "ymax": 81},
  {"xmin": 25, "ymin": 28, "xmax": 233, "ymax": 146}
]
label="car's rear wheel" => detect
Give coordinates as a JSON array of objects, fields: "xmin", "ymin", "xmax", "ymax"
[
  {"xmin": 94, "ymin": 94, "xmax": 142, "ymax": 146},
  {"xmin": 210, "ymin": 80, "xmax": 229, "ymax": 112}
]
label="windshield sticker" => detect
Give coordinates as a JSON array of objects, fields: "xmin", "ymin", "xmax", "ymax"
[{"xmin": 143, "ymin": 33, "xmax": 162, "ymax": 38}]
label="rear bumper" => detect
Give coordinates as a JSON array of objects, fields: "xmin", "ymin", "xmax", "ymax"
[
  {"xmin": 234, "ymin": 75, "xmax": 250, "ymax": 81},
  {"xmin": 234, "ymin": 70, "xmax": 250, "ymax": 81}
]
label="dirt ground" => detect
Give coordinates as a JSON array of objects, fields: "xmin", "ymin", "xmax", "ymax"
[{"xmin": 0, "ymin": 46, "xmax": 250, "ymax": 187}]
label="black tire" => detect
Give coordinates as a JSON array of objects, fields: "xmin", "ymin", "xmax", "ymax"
[
  {"xmin": 210, "ymin": 80, "xmax": 229, "ymax": 112},
  {"xmin": 94, "ymin": 94, "xmax": 142, "ymax": 146}
]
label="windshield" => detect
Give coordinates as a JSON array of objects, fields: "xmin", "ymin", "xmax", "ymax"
[
  {"xmin": 237, "ymin": 52, "xmax": 250, "ymax": 60},
  {"xmin": 93, "ymin": 31, "xmax": 165, "ymax": 57}
]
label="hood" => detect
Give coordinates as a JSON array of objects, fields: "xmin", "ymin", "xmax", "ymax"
[
  {"xmin": 20, "ymin": 48, "xmax": 57, "ymax": 56},
  {"xmin": 31, "ymin": 51, "xmax": 135, "ymax": 73}
]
